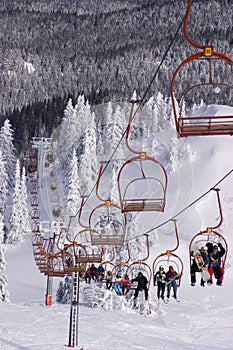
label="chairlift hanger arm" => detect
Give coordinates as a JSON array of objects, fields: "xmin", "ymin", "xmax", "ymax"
[
  {"xmin": 184, "ymin": 0, "xmax": 205, "ymax": 50},
  {"xmin": 95, "ymin": 162, "xmax": 109, "ymax": 202},
  {"xmin": 125, "ymin": 101, "xmax": 142, "ymax": 156},
  {"xmin": 168, "ymin": 219, "xmax": 180, "ymax": 253},
  {"xmin": 140, "ymin": 234, "xmax": 150, "ymax": 261},
  {"xmin": 209, "ymin": 188, "xmax": 223, "ymax": 230},
  {"xmin": 77, "ymin": 196, "xmax": 89, "ymax": 229}
]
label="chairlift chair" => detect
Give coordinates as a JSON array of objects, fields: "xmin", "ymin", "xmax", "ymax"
[
  {"xmin": 88, "ymin": 163, "xmax": 127, "ymax": 246},
  {"xmin": 189, "ymin": 227, "xmax": 228, "ymax": 271},
  {"xmin": 89, "ymin": 202, "xmax": 126, "ymax": 246},
  {"xmin": 152, "ymin": 220, "xmax": 183, "ymax": 286},
  {"xmin": 152, "ymin": 251, "xmax": 184, "ymax": 287},
  {"xmin": 126, "ymin": 261, "xmax": 152, "ymax": 287},
  {"xmin": 170, "ymin": 0, "xmax": 233, "ymax": 137},
  {"xmin": 117, "ymin": 98, "xmax": 167, "ymax": 212}
]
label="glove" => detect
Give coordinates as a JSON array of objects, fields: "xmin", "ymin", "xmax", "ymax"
[{"xmin": 218, "ymin": 242, "xmax": 222, "ymax": 248}]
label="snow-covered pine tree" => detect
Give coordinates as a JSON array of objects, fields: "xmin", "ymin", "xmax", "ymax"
[
  {"xmin": 20, "ymin": 166, "xmax": 31, "ymax": 236},
  {"xmin": 79, "ymin": 106, "xmax": 97, "ymax": 194},
  {"xmin": 96, "ymin": 101, "xmax": 113, "ymax": 159},
  {"xmin": 110, "ymin": 160, "xmax": 121, "ymax": 204},
  {"xmin": 104, "ymin": 103, "xmax": 125, "ymax": 159},
  {"xmin": 5, "ymin": 160, "xmax": 25, "ymax": 245},
  {"xmin": 165, "ymin": 96, "xmax": 176, "ymax": 130},
  {"xmin": 66, "ymin": 148, "xmax": 81, "ymax": 217},
  {"xmin": 0, "ymin": 119, "xmax": 16, "ymax": 187},
  {"xmin": 0, "ymin": 213, "xmax": 9, "ymax": 301},
  {"xmin": 57, "ymin": 98, "xmax": 81, "ymax": 171},
  {"xmin": 56, "ymin": 276, "xmax": 72, "ymax": 304},
  {"xmin": 0, "ymin": 149, "xmax": 9, "ymax": 216},
  {"xmin": 142, "ymin": 96, "xmax": 158, "ymax": 137},
  {"xmin": 168, "ymin": 135, "xmax": 196, "ymax": 174}
]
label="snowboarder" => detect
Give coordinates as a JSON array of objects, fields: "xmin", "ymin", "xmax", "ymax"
[
  {"xmin": 132, "ymin": 272, "xmax": 148, "ymax": 301},
  {"xmin": 154, "ymin": 265, "xmax": 167, "ymax": 300}
]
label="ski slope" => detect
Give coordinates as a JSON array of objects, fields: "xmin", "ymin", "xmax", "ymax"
[{"xmin": 3, "ymin": 104, "xmax": 233, "ymax": 349}]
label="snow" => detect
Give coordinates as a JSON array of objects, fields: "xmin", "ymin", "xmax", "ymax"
[
  {"xmin": 24, "ymin": 61, "xmax": 35, "ymax": 74},
  {"xmin": 2, "ymin": 104, "xmax": 233, "ymax": 350}
]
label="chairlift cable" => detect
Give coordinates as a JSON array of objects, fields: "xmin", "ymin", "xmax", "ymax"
[{"xmin": 126, "ymin": 167, "xmax": 233, "ymax": 241}]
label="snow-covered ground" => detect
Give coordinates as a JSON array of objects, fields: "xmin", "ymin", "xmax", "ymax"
[{"xmin": 2, "ymin": 104, "xmax": 233, "ymax": 350}]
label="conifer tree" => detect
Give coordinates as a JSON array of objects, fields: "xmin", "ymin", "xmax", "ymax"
[
  {"xmin": 111, "ymin": 104, "xmax": 125, "ymax": 159},
  {"xmin": 56, "ymin": 276, "xmax": 72, "ymax": 304},
  {"xmin": 0, "ymin": 213, "xmax": 9, "ymax": 302},
  {"xmin": 57, "ymin": 99, "xmax": 76, "ymax": 168},
  {"xmin": 20, "ymin": 166, "xmax": 31, "ymax": 236},
  {"xmin": 79, "ymin": 107, "xmax": 97, "ymax": 194},
  {"xmin": 0, "ymin": 119, "xmax": 16, "ymax": 187},
  {"xmin": 66, "ymin": 148, "xmax": 81, "ymax": 217},
  {"xmin": 5, "ymin": 160, "xmax": 25, "ymax": 245},
  {"xmin": 0, "ymin": 149, "xmax": 9, "ymax": 216}
]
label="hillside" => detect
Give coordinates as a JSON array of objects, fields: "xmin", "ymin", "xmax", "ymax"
[
  {"xmin": 3, "ymin": 109, "xmax": 233, "ymax": 349},
  {"xmin": 1, "ymin": 0, "xmax": 233, "ymax": 154}
]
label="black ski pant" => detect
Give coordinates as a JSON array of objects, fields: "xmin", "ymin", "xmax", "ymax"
[
  {"xmin": 157, "ymin": 282, "xmax": 165, "ymax": 299},
  {"xmin": 134, "ymin": 286, "xmax": 148, "ymax": 300}
]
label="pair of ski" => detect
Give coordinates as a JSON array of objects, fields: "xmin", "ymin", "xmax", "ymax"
[{"xmin": 158, "ymin": 296, "xmax": 180, "ymax": 304}]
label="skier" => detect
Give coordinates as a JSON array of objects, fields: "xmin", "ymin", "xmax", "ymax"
[
  {"xmin": 132, "ymin": 272, "xmax": 148, "ymax": 301},
  {"xmin": 166, "ymin": 265, "xmax": 180, "ymax": 300},
  {"xmin": 154, "ymin": 265, "xmax": 167, "ymax": 300}
]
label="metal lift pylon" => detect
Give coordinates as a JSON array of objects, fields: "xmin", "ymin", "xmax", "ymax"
[{"xmin": 66, "ymin": 270, "xmax": 83, "ymax": 349}]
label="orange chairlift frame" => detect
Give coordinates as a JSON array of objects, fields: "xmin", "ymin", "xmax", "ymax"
[
  {"xmin": 88, "ymin": 162, "xmax": 127, "ymax": 246},
  {"xmin": 170, "ymin": 0, "xmax": 233, "ymax": 137},
  {"xmin": 189, "ymin": 188, "xmax": 228, "ymax": 271},
  {"xmin": 98, "ymin": 244, "xmax": 131, "ymax": 278},
  {"xmin": 117, "ymin": 97, "xmax": 168, "ymax": 212},
  {"xmin": 112, "ymin": 244, "xmax": 131, "ymax": 276},
  {"xmin": 126, "ymin": 234, "xmax": 152, "ymax": 286},
  {"xmin": 152, "ymin": 220, "xmax": 184, "ymax": 287},
  {"xmin": 99, "ymin": 246, "xmax": 116, "ymax": 274},
  {"xmin": 32, "ymin": 222, "xmax": 86, "ymax": 277},
  {"xmin": 32, "ymin": 234, "xmax": 55, "ymax": 276},
  {"xmin": 70, "ymin": 197, "xmax": 104, "ymax": 263}
]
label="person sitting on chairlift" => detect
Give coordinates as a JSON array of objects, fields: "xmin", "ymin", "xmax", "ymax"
[{"xmin": 132, "ymin": 272, "xmax": 148, "ymax": 301}]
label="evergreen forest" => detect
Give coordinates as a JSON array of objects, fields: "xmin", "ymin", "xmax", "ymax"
[{"xmin": 1, "ymin": 0, "xmax": 233, "ymax": 154}]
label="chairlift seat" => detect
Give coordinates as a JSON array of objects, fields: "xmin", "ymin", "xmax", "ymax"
[
  {"xmin": 91, "ymin": 234, "xmax": 125, "ymax": 246},
  {"xmin": 122, "ymin": 199, "xmax": 165, "ymax": 212},
  {"xmin": 179, "ymin": 116, "xmax": 233, "ymax": 136}
]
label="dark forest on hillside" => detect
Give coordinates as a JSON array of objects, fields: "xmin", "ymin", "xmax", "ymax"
[{"xmin": 1, "ymin": 0, "xmax": 233, "ymax": 154}]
